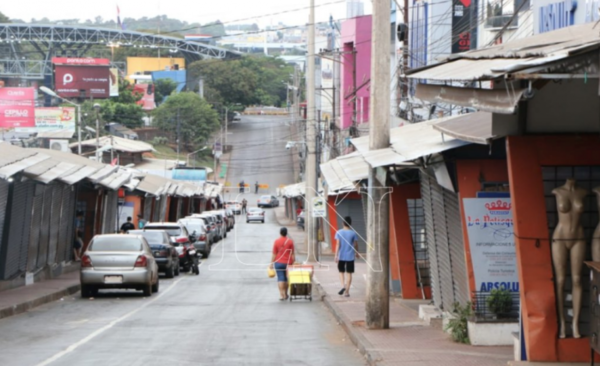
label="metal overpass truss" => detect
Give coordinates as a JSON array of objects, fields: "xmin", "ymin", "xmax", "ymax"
[{"xmin": 0, "ymin": 24, "xmax": 241, "ymax": 79}]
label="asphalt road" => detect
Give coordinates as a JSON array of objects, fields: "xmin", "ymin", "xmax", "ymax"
[{"xmin": 0, "ymin": 115, "xmax": 365, "ymax": 366}]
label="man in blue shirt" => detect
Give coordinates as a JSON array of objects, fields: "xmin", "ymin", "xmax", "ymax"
[{"xmin": 335, "ymin": 216, "xmax": 358, "ymax": 297}]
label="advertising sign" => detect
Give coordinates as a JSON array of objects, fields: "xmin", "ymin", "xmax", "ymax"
[
  {"xmin": 54, "ymin": 65, "xmax": 111, "ymax": 98},
  {"xmin": 52, "ymin": 57, "xmax": 111, "ymax": 66},
  {"xmin": 109, "ymin": 68, "xmax": 119, "ymax": 97},
  {"xmin": 0, "ymin": 87, "xmax": 35, "ymax": 128},
  {"xmin": 15, "ymin": 107, "xmax": 76, "ymax": 133},
  {"xmin": 312, "ymin": 197, "xmax": 326, "ymax": 218},
  {"xmin": 463, "ymin": 198, "xmax": 519, "ymax": 293},
  {"xmin": 452, "ymin": 0, "xmax": 477, "ymax": 53}
]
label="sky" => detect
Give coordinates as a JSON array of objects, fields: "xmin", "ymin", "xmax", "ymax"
[{"xmin": 1, "ymin": 0, "xmax": 371, "ymax": 28}]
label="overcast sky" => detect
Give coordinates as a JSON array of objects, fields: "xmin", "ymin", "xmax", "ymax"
[{"xmin": 2, "ymin": 0, "xmax": 371, "ymax": 27}]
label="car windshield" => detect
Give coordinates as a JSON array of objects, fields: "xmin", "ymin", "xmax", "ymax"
[
  {"xmin": 130, "ymin": 230, "xmax": 166, "ymax": 244},
  {"xmin": 260, "ymin": 196, "xmax": 270, "ymax": 199},
  {"xmin": 179, "ymin": 221, "xmax": 205, "ymax": 234},
  {"xmin": 146, "ymin": 226, "xmax": 181, "ymax": 236},
  {"xmin": 89, "ymin": 236, "xmax": 142, "ymax": 252},
  {"xmin": 249, "ymin": 208, "xmax": 262, "ymax": 213}
]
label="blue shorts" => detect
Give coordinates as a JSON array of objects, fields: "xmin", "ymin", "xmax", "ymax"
[{"xmin": 274, "ymin": 262, "xmax": 288, "ymax": 282}]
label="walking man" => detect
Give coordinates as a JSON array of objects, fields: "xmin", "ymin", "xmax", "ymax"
[
  {"xmin": 239, "ymin": 180, "xmax": 245, "ymax": 193},
  {"xmin": 270, "ymin": 227, "xmax": 295, "ymax": 301},
  {"xmin": 335, "ymin": 216, "xmax": 358, "ymax": 297},
  {"xmin": 255, "ymin": 181, "xmax": 259, "ymax": 194},
  {"xmin": 241, "ymin": 198, "xmax": 248, "ymax": 214},
  {"xmin": 120, "ymin": 217, "xmax": 135, "ymax": 233}
]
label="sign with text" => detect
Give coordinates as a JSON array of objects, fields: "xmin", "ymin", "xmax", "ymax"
[
  {"xmin": 54, "ymin": 65, "xmax": 111, "ymax": 98},
  {"xmin": 312, "ymin": 197, "xmax": 326, "ymax": 218},
  {"xmin": 452, "ymin": 0, "xmax": 476, "ymax": 53},
  {"xmin": 0, "ymin": 87, "xmax": 35, "ymax": 128},
  {"xmin": 16, "ymin": 107, "xmax": 75, "ymax": 133},
  {"xmin": 463, "ymin": 198, "xmax": 519, "ymax": 293}
]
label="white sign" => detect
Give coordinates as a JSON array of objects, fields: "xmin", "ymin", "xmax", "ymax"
[
  {"xmin": 463, "ymin": 198, "xmax": 519, "ymax": 293},
  {"xmin": 312, "ymin": 197, "xmax": 326, "ymax": 218}
]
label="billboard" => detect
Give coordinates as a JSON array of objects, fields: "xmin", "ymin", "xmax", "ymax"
[
  {"xmin": 15, "ymin": 107, "xmax": 76, "ymax": 133},
  {"xmin": 452, "ymin": 0, "xmax": 477, "ymax": 53},
  {"xmin": 126, "ymin": 57, "xmax": 185, "ymax": 82},
  {"xmin": 53, "ymin": 58, "xmax": 112, "ymax": 99},
  {"xmin": 0, "ymin": 87, "xmax": 35, "ymax": 128}
]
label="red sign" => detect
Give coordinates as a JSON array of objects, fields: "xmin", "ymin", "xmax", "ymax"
[
  {"xmin": 0, "ymin": 88, "xmax": 35, "ymax": 128},
  {"xmin": 55, "ymin": 65, "xmax": 111, "ymax": 98},
  {"xmin": 52, "ymin": 57, "xmax": 111, "ymax": 66},
  {"xmin": 134, "ymin": 83, "xmax": 156, "ymax": 111}
]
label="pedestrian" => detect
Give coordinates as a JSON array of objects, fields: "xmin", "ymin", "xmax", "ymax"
[
  {"xmin": 241, "ymin": 198, "xmax": 247, "ymax": 214},
  {"xmin": 73, "ymin": 230, "xmax": 83, "ymax": 261},
  {"xmin": 269, "ymin": 227, "xmax": 295, "ymax": 301},
  {"xmin": 239, "ymin": 180, "xmax": 245, "ymax": 193},
  {"xmin": 255, "ymin": 181, "xmax": 259, "ymax": 194},
  {"xmin": 137, "ymin": 214, "xmax": 147, "ymax": 229},
  {"xmin": 335, "ymin": 216, "xmax": 359, "ymax": 297},
  {"xmin": 120, "ymin": 216, "xmax": 135, "ymax": 233}
]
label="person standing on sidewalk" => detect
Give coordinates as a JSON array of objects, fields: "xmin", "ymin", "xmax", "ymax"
[
  {"xmin": 241, "ymin": 198, "xmax": 247, "ymax": 214},
  {"xmin": 137, "ymin": 214, "xmax": 147, "ymax": 229},
  {"xmin": 255, "ymin": 181, "xmax": 259, "ymax": 194},
  {"xmin": 270, "ymin": 227, "xmax": 295, "ymax": 301},
  {"xmin": 335, "ymin": 216, "xmax": 358, "ymax": 297}
]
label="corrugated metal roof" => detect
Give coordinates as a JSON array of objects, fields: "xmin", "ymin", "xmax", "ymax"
[
  {"xmin": 336, "ymin": 152, "xmax": 369, "ymax": 182},
  {"xmin": 432, "ymin": 112, "xmax": 495, "ymax": 144},
  {"xmin": 408, "ymin": 58, "xmax": 530, "ymax": 81},
  {"xmin": 321, "ymin": 159, "xmax": 355, "ymax": 193},
  {"xmin": 36, "ymin": 162, "xmax": 79, "ymax": 184},
  {"xmin": 0, "ymin": 153, "xmax": 51, "ymax": 179},
  {"xmin": 71, "ymin": 135, "xmax": 154, "ymax": 153}
]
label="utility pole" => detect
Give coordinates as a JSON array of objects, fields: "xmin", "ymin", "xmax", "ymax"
[
  {"xmin": 224, "ymin": 107, "xmax": 228, "ymax": 146},
  {"xmin": 305, "ymin": 0, "xmax": 318, "ymax": 263},
  {"xmin": 176, "ymin": 108, "xmax": 181, "ymax": 163},
  {"xmin": 365, "ymin": 0, "xmax": 391, "ymax": 330}
]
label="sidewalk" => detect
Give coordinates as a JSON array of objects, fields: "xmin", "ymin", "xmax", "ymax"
[
  {"xmin": 274, "ymin": 206, "xmax": 514, "ymax": 366},
  {"xmin": 0, "ymin": 271, "xmax": 79, "ymax": 320}
]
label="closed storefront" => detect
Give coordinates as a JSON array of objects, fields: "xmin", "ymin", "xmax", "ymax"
[{"xmin": 335, "ymin": 196, "xmax": 367, "ymax": 253}]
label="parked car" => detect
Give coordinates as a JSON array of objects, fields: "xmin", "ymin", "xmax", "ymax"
[
  {"xmin": 186, "ymin": 215, "xmax": 216, "ymax": 245},
  {"xmin": 297, "ymin": 210, "xmax": 305, "ymax": 230},
  {"xmin": 226, "ymin": 201, "xmax": 242, "ymax": 215},
  {"xmin": 246, "ymin": 207, "xmax": 265, "ymax": 223},
  {"xmin": 178, "ymin": 218, "xmax": 211, "ymax": 258},
  {"xmin": 80, "ymin": 234, "xmax": 159, "ymax": 298},
  {"xmin": 225, "ymin": 208, "xmax": 235, "ymax": 230},
  {"xmin": 129, "ymin": 230, "xmax": 179, "ymax": 278},
  {"xmin": 258, "ymin": 195, "xmax": 279, "ymax": 208},
  {"xmin": 233, "ymin": 112, "xmax": 241, "ymax": 121},
  {"xmin": 206, "ymin": 211, "xmax": 227, "ymax": 239},
  {"xmin": 143, "ymin": 223, "xmax": 195, "ymax": 269},
  {"xmin": 198, "ymin": 213, "xmax": 222, "ymax": 241}
]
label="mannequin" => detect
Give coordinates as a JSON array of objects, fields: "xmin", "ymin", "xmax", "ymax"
[
  {"xmin": 552, "ymin": 178, "xmax": 587, "ymax": 339},
  {"xmin": 592, "ymin": 186, "xmax": 600, "ymax": 262}
]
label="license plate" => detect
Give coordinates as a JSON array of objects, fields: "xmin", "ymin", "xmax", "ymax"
[
  {"xmin": 104, "ymin": 276, "xmax": 123, "ymax": 284},
  {"xmin": 154, "ymin": 251, "xmax": 160, "ymax": 256}
]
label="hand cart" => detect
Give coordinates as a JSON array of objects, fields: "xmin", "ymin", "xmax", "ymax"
[{"xmin": 287, "ymin": 264, "xmax": 314, "ymax": 301}]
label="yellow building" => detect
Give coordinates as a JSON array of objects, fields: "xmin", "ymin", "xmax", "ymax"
[{"xmin": 126, "ymin": 57, "xmax": 186, "ymax": 82}]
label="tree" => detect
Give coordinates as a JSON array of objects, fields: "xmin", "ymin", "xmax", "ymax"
[
  {"xmin": 154, "ymin": 78, "xmax": 179, "ymax": 106},
  {"xmin": 153, "ymin": 92, "xmax": 220, "ymax": 148},
  {"xmin": 0, "ymin": 11, "xmax": 10, "ymax": 23}
]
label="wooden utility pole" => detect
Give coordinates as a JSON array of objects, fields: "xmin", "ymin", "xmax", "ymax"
[
  {"xmin": 305, "ymin": 0, "xmax": 318, "ymax": 263},
  {"xmin": 365, "ymin": 0, "xmax": 391, "ymax": 329}
]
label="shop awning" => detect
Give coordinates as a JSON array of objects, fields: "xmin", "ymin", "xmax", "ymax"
[
  {"xmin": 414, "ymin": 84, "xmax": 526, "ymax": 114},
  {"xmin": 432, "ymin": 112, "xmax": 496, "ymax": 144},
  {"xmin": 282, "ymin": 182, "xmax": 305, "ymax": 198},
  {"xmin": 320, "ymin": 158, "xmax": 355, "ymax": 192}
]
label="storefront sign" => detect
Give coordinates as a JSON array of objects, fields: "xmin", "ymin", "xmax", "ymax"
[
  {"xmin": 452, "ymin": 0, "xmax": 477, "ymax": 53},
  {"xmin": 16, "ymin": 107, "xmax": 76, "ymax": 133},
  {"xmin": 538, "ymin": 0, "xmax": 577, "ymax": 33},
  {"xmin": 0, "ymin": 87, "xmax": 35, "ymax": 128},
  {"xmin": 312, "ymin": 197, "xmax": 326, "ymax": 218},
  {"xmin": 463, "ymin": 198, "xmax": 519, "ymax": 292}
]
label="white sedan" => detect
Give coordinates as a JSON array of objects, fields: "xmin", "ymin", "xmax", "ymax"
[{"xmin": 246, "ymin": 207, "xmax": 265, "ymax": 223}]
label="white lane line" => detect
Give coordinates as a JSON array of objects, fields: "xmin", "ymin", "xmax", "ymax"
[{"xmin": 35, "ymin": 274, "xmax": 190, "ymax": 366}]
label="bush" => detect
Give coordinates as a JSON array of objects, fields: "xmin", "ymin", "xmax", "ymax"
[
  {"xmin": 486, "ymin": 288, "xmax": 513, "ymax": 316},
  {"xmin": 152, "ymin": 136, "xmax": 168, "ymax": 145},
  {"xmin": 444, "ymin": 302, "xmax": 472, "ymax": 344}
]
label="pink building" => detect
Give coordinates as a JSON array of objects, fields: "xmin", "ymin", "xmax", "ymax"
[{"xmin": 340, "ymin": 15, "xmax": 372, "ymax": 130}]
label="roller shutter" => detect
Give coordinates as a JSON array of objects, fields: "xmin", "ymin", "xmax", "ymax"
[
  {"xmin": 37, "ymin": 185, "xmax": 53, "ymax": 269},
  {"xmin": 335, "ymin": 198, "xmax": 367, "ymax": 253},
  {"xmin": 64, "ymin": 188, "xmax": 77, "ymax": 261},
  {"xmin": 159, "ymin": 197, "xmax": 168, "ymax": 222},
  {"xmin": 102, "ymin": 191, "xmax": 118, "ymax": 234},
  {"xmin": 27, "ymin": 184, "xmax": 45, "ymax": 271},
  {"xmin": 0, "ymin": 180, "xmax": 10, "ymax": 272},
  {"xmin": 56, "ymin": 185, "xmax": 72, "ymax": 264},
  {"xmin": 421, "ymin": 174, "xmax": 442, "ymax": 308},
  {"xmin": 143, "ymin": 197, "xmax": 153, "ymax": 222},
  {"xmin": 47, "ymin": 184, "xmax": 63, "ymax": 265},
  {"xmin": 445, "ymin": 189, "xmax": 469, "ymax": 307}
]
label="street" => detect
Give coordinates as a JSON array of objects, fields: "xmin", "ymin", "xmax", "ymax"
[{"xmin": 0, "ymin": 115, "xmax": 365, "ymax": 366}]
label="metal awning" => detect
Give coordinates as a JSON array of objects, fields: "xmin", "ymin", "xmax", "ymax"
[
  {"xmin": 282, "ymin": 182, "xmax": 305, "ymax": 198},
  {"xmin": 320, "ymin": 159, "xmax": 355, "ymax": 193},
  {"xmin": 415, "ymin": 84, "xmax": 526, "ymax": 114},
  {"xmin": 432, "ymin": 112, "xmax": 495, "ymax": 144}
]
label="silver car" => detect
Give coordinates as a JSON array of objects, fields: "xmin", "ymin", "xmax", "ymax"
[
  {"xmin": 246, "ymin": 207, "xmax": 265, "ymax": 223},
  {"xmin": 258, "ymin": 195, "xmax": 279, "ymax": 208},
  {"xmin": 80, "ymin": 234, "xmax": 159, "ymax": 298}
]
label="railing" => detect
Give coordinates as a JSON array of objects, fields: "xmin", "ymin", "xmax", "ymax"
[
  {"xmin": 485, "ymin": 14, "xmax": 519, "ymax": 29},
  {"xmin": 472, "ymin": 291, "xmax": 520, "ymax": 322}
]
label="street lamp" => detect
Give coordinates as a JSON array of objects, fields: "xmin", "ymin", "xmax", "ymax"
[
  {"xmin": 186, "ymin": 146, "xmax": 208, "ymax": 166},
  {"xmin": 93, "ymin": 103, "xmax": 101, "ymax": 162},
  {"xmin": 39, "ymin": 86, "xmax": 82, "ymax": 155}
]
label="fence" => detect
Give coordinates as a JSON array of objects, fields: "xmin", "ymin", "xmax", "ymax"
[{"xmin": 472, "ymin": 291, "xmax": 520, "ymax": 322}]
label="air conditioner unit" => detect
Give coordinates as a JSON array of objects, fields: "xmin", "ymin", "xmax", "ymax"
[{"xmin": 49, "ymin": 139, "xmax": 71, "ymax": 153}]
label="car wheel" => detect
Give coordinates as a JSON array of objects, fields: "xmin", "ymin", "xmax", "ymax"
[
  {"xmin": 165, "ymin": 264, "xmax": 174, "ymax": 279},
  {"xmin": 203, "ymin": 248, "xmax": 211, "ymax": 258},
  {"xmin": 246, "ymin": 220, "xmax": 249, "ymax": 223},
  {"xmin": 81, "ymin": 284, "xmax": 92, "ymax": 298},
  {"xmin": 152, "ymin": 278, "xmax": 159, "ymax": 293},
  {"xmin": 262, "ymin": 220, "xmax": 265, "ymax": 223},
  {"xmin": 175, "ymin": 264, "xmax": 180, "ymax": 276},
  {"xmin": 143, "ymin": 282, "xmax": 152, "ymax": 297}
]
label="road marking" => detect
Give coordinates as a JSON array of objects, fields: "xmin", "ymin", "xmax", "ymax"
[{"xmin": 35, "ymin": 273, "xmax": 191, "ymax": 366}]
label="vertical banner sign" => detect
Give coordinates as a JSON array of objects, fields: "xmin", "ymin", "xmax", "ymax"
[
  {"xmin": 452, "ymin": 0, "xmax": 476, "ymax": 53},
  {"xmin": 312, "ymin": 197, "xmax": 326, "ymax": 218},
  {"xmin": 463, "ymin": 198, "xmax": 519, "ymax": 292},
  {"xmin": 0, "ymin": 87, "xmax": 35, "ymax": 128}
]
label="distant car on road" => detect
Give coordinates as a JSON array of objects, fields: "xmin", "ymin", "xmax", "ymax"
[
  {"xmin": 80, "ymin": 234, "xmax": 159, "ymax": 298},
  {"xmin": 246, "ymin": 207, "xmax": 265, "ymax": 223},
  {"xmin": 129, "ymin": 230, "xmax": 179, "ymax": 278},
  {"xmin": 258, "ymin": 195, "xmax": 279, "ymax": 208},
  {"xmin": 226, "ymin": 201, "xmax": 242, "ymax": 215},
  {"xmin": 233, "ymin": 112, "xmax": 241, "ymax": 121}
]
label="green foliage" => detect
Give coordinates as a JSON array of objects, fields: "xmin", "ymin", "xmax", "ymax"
[
  {"xmin": 188, "ymin": 55, "xmax": 295, "ymax": 107},
  {"xmin": 444, "ymin": 302, "xmax": 472, "ymax": 344},
  {"xmin": 486, "ymin": 288, "xmax": 513, "ymax": 316},
  {"xmin": 152, "ymin": 92, "xmax": 219, "ymax": 148},
  {"xmin": 154, "ymin": 79, "xmax": 178, "ymax": 106},
  {"xmin": 152, "ymin": 136, "xmax": 169, "ymax": 145},
  {"xmin": 0, "ymin": 11, "xmax": 10, "ymax": 23}
]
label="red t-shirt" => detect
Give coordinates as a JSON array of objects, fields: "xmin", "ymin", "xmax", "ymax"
[{"xmin": 273, "ymin": 237, "xmax": 294, "ymax": 264}]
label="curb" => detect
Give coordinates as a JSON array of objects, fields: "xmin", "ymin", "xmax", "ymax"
[
  {"xmin": 313, "ymin": 281, "xmax": 384, "ymax": 366},
  {"xmin": 0, "ymin": 283, "xmax": 80, "ymax": 321}
]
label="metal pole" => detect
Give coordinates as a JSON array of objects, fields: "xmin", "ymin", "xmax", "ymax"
[
  {"xmin": 225, "ymin": 107, "xmax": 228, "ymax": 147},
  {"xmin": 305, "ymin": 0, "xmax": 318, "ymax": 263},
  {"xmin": 77, "ymin": 104, "xmax": 82, "ymax": 155},
  {"xmin": 95, "ymin": 110, "xmax": 100, "ymax": 162},
  {"xmin": 176, "ymin": 109, "xmax": 180, "ymax": 163},
  {"xmin": 366, "ymin": 0, "xmax": 391, "ymax": 330}
]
